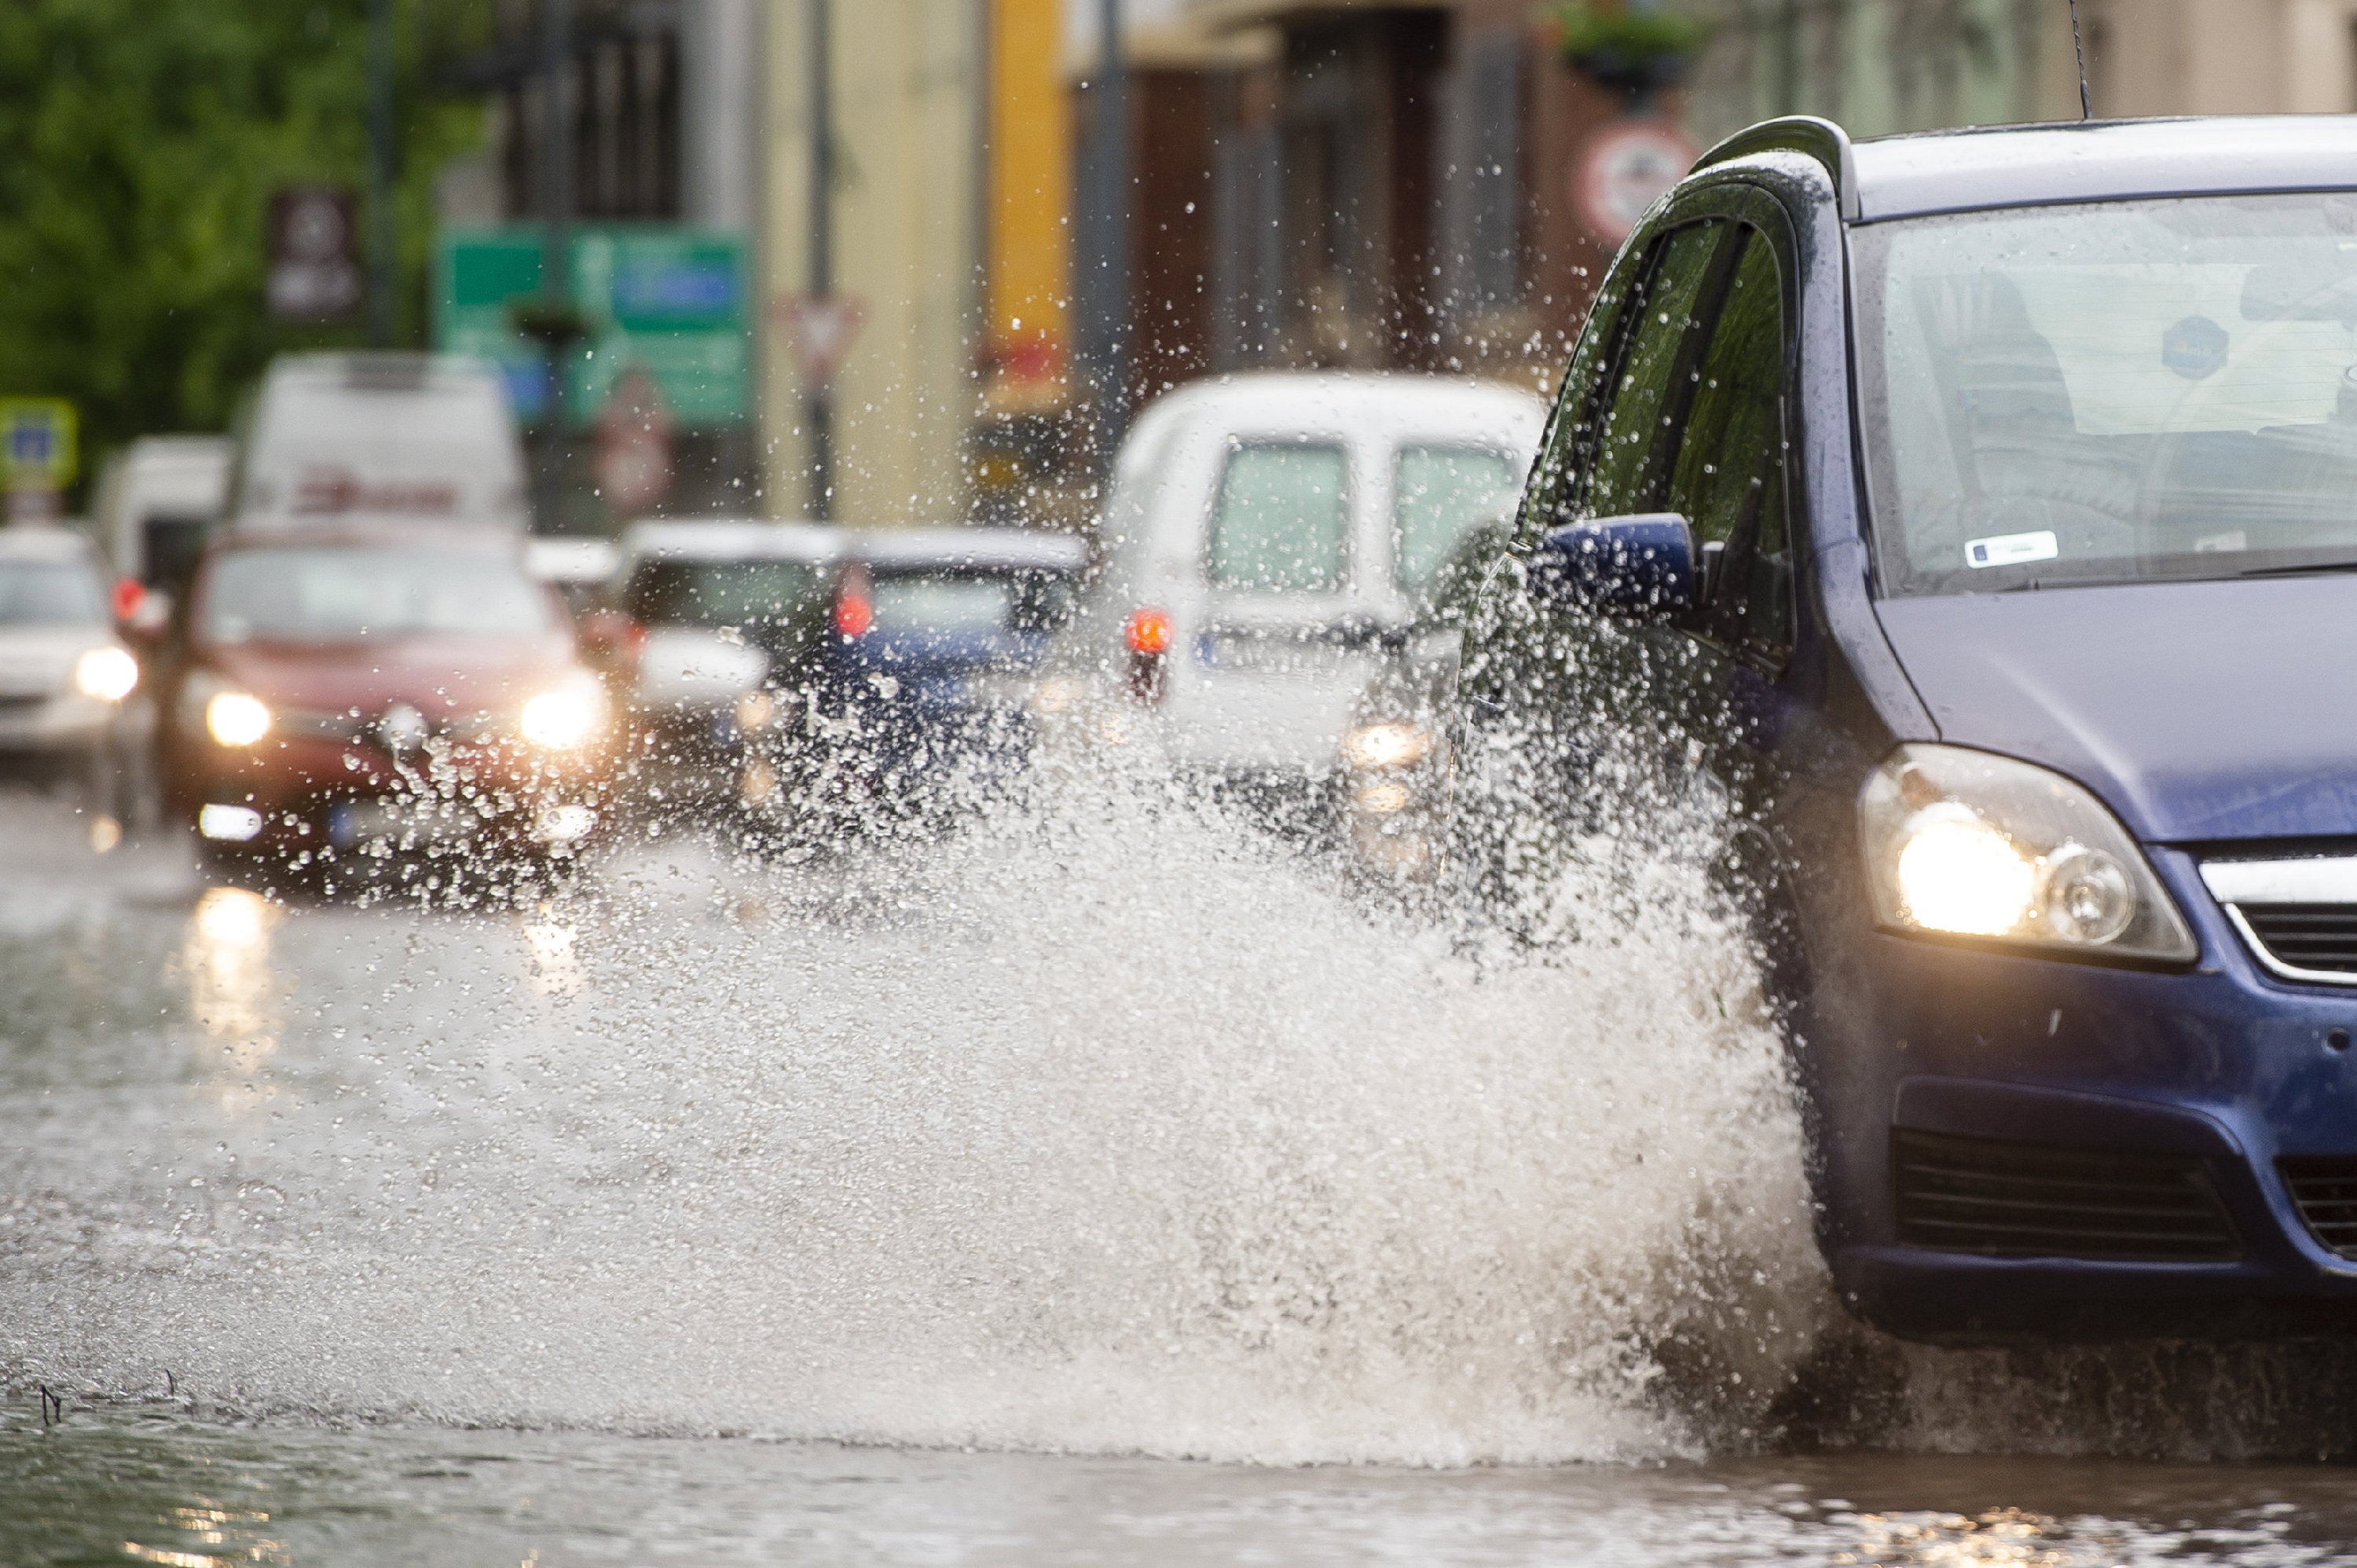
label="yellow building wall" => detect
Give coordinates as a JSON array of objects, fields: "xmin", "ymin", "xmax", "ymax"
[
  {"xmin": 764, "ymin": 0, "xmax": 983, "ymax": 526},
  {"xmin": 988, "ymin": 0, "xmax": 1071, "ymax": 394}
]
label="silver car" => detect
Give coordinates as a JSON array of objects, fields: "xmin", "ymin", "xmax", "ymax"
[{"xmin": 0, "ymin": 527, "xmax": 143, "ymax": 826}]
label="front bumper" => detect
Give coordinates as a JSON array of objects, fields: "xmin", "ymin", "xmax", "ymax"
[
  {"xmin": 181, "ymin": 728, "xmax": 606, "ymax": 857},
  {"xmin": 1813, "ymin": 846, "xmax": 2357, "ymax": 1341}
]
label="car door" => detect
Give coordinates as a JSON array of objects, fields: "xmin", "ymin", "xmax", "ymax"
[
  {"xmin": 1656, "ymin": 215, "xmax": 1802, "ymax": 832},
  {"xmin": 1450, "ymin": 214, "xmax": 1745, "ymax": 918},
  {"xmin": 1179, "ymin": 434, "xmax": 1376, "ymax": 771}
]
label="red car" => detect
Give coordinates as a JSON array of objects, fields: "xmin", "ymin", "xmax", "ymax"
[{"xmin": 156, "ymin": 523, "xmax": 611, "ymax": 874}]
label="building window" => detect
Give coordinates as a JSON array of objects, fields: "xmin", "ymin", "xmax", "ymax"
[{"xmin": 1440, "ymin": 30, "xmax": 1524, "ymax": 319}]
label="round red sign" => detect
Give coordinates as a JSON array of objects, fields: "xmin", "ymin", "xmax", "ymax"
[{"xmin": 1573, "ymin": 120, "xmax": 1699, "ymax": 246}]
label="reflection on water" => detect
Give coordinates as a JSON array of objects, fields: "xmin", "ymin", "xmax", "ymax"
[
  {"xmin": 182, "ymin": 887, "xmax": 280, "ymax": 1089},
  {"xmin": 2, "ymin": 1413, "xmax": 2355, "ymax": 1568},
  {"xmin": 520, "ymin": 914, "xmax": 583, "ymax": 997}
]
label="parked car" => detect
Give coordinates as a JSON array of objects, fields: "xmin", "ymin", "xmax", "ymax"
[
  {"xmin": 605, "ymin": 519, "xmax": 841, "ymax": 806},
  {"xmin": 156, "ymin": 522, "xmax": 609, "ymax": 873},
  {"xmin": 524, "ymin": 537, "xmax": 621, "ymax": 617},
  {"xmin": 1446, "ymin": 114, "xmax": 2357, "ymax": 1343},
  {"xmin": 233, "ymin": 354, "xmax": 530, "ymax": 529},
  {"xmin": 1045, "ymin": 373, "xmax": 1543, "ymax": 836},
  {"xmin": 0, "ymin": 526, "xmax": 142, "ymax": 821},
  {"xmin": 734, "ymin": 527, "xmax": 1087, "ymax": 836}
]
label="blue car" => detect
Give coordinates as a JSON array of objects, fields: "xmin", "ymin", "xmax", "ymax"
[
  {"xmin": 1452, "ymin": 115, "xmax": 2357, "ymax": 1342},
  {"xmin": 734, "ymin": 527, "xmax": 1086, "ymax": 837}
]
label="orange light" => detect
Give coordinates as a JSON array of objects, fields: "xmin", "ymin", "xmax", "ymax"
[
  {"xmin": 836, "ymin": 592, "xmax": 874, "ymax": 638},
  {"xmin": 111, "ymin": 577, "xmax": 145, "ymax": 623},
  {"xmin": 1125, "ymin": 607, "xmax": 1173, "ymax": 656}
]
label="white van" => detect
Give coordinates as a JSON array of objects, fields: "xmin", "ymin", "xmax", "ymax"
[
  {"xmin": 233, "ymin": 354, "xmax": 529, "ymax": 529},
  {"xmin": 93, "ymin": 435, "xmax": 232, "ymax": 599},
  {"xmin": 1053, "ymin": 373, "xmax": 1544, "ymax": 791}
]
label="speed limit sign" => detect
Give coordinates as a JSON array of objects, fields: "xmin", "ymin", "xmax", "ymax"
[{"xmin": 1574, "ymin": 120, "xmax": 1699, "ymax": 246}]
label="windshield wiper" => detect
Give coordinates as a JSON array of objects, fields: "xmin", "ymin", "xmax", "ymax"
[{"xmin": 2236, "ymin": 559, "xmax": 2357, "ymax": 578}]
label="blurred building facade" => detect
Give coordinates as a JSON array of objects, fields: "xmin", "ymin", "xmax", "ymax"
[
  {"xmin": 437, "ymin": 0, "xmax": 2357, "ymax": 536},
  {"xmin": 451, "ymin": 0, "xmax": 764, "ymax": 526},
  {"xmin": 761, "ymin": 0, "xmax": 986, "ymax": 529},
  {"xmin": 1686, "ymin": 0, "xmax": 2357, "ymax": 146}
]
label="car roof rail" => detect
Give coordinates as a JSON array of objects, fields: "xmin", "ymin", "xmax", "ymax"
[{"xmin": 1692, "ymin": 115, "xmax": 1860, "ymax": 222}]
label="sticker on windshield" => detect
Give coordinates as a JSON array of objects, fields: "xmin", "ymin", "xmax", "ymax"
[{"xmin": 1964, "ymin": 529, "xmax": 2059, "ymax": 570}]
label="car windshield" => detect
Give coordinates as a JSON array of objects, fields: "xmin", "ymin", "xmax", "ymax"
[
  {"xmin": 625, "ymin": 559, "xmax": 822, "ymax": 628},
  {"xmin": 1393, "ymin": 446, "xmax": 1519, "ymax": 592},
  {"xmin": 0, "ymin": 559, "xmax": 106, "ymax": 625},
  {"xmin": 1858, "ymin": 192, "xmax": 2357, "ymax": 595},
  {"xmin": 203, "ymin": 545, "xmax": 552, "ymax": 643}
]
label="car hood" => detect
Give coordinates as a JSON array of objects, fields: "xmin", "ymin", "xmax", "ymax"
[
  {"xmin": 1875, "ymin": 577, "xmax": 2357, "ymax": 844},
  {"xmin": 204, "ymin": 633, "xmax": 580, "ymax": 717}
]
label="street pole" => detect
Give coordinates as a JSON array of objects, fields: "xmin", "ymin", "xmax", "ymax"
[
  {"xmin": 807, "ymin": 0, "xmax": 834, "ymax": 520},
  {"xmin": 1094, "ymin": 0, "xmax": 1130, "ymax": 454},
  {"xmin": 540, "ymin": 0, "xmax": 574, "ymax": 525},
  {"xmin": 366, "ymin": 0, "xmax": 394, "ymax": 349}
]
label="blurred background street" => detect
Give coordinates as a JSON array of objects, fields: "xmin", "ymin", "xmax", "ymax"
[{"xmin": 10, "ymin": 0, "xmax": 2357, "ymax": 1562}]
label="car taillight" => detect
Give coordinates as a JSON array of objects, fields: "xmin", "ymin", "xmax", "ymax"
[
  {"xmin": 1124, "ymin": 608, "xmax": 1173, "ymax": 656},
  {"xmin": 112, "ymin": 577, "xmax": 145, "ymax": 623},
  {"xmin": 1124, "ymin": 607, "xmax": 1171, "ymax": 704},
  {"xmin": 835, "ymin": 591, "xmax": 873, "ymax": 638},
  {"xmin": 835, "ymin": 562, "xmax": 874, "ymax": 638}
]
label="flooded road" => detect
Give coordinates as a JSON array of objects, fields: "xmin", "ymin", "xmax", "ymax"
[{"xmin": 5, "ymin": 785, "xmax": 2357, "ymax": 1563}]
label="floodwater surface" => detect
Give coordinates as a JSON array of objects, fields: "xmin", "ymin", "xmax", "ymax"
[{"xmin": 5, "ymin": 785, "xmax": 2357, "ymax": 1564}]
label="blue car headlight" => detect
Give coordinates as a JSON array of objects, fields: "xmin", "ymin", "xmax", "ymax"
[{"xmin": 1858, "ymin": 744, "xmax": 2197, "ymax": 962}]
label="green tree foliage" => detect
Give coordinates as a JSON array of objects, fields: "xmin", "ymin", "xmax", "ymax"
[{"xmin": 0, "ymin": 0, "xmax": 489, "ymax": 488}]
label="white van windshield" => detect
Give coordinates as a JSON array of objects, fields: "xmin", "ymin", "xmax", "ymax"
[
  {"xmin": 1859, "ymin": 192, "xmax": 2357, "ymax": 594},
  {"xmin": 1208, "ymin": 444, "xmax": 1347, "ymax": 593}
]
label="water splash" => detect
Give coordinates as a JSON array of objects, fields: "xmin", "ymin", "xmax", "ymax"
[{"xmin": 0, "ymin": 775, "xmax": 1825, "ymax": 1464}]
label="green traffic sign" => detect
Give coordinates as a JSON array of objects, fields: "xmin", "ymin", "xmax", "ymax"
[{"xmin": 433, "ymin": 227, "xmax": 751, "ymax": 429}]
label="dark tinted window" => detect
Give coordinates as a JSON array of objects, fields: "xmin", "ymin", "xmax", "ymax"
[
  {"xmin": 1586, "ymin": 222, "xmax": 1726, "ymax": 518},
  {"xmin": 625, "ymin": 559, "xmax": 822, "ymax": 628},
  {"xmin": 1670, "ymin": 230, "xmax": 1794, "ymax": 662},
  {"xmin": 0, "ymin": 559, "xmax": 106, "ymax": 625}
]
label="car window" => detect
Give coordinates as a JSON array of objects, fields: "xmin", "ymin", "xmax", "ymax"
[
  {"xmin": 1858, "ymin": 192, "xmax": 2357, "ymax": 594},
  {"xmin": 625, "ymin": 559, "xmax": 821, "ymax": 628},
  {"xmin": 1667, "ymin": 229, "xmax": 1794, "ymax": 662},
  {"xmin": 1394, "ymin": 446, "xmax": 1521, "ymax": 593},
  {"xmin": 870, "ymin": 574, "xmax": 1016, "ymax": 634},
  {"xmin": 1208, "ymin": 443, "xmax": 1348, "ymax": 592},
  {"xmin": 203, "ymin": 547, "xmax": 554, "ymax": 643},
  {"xmin": 1585, "ymin": 221, "xmax": 1728, "ymax": 518},
  {"xmin": 0, "ymin": 559, "xmax": 106, "ymax": 625}
]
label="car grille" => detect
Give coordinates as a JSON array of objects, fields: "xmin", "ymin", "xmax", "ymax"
[
  {"xmin": 2279, "ymin": 1157, "xmax": 2357, "ymax": 1258},
  {"xmin": 1893, "ymin": 1129, "xmax": 2242, "ymax": 1262},
  {"xmin": 2234, "ymin": 904, "xmax": 2357, "ymax": 977}
]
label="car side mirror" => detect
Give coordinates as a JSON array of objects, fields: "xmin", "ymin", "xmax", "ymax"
[{"xmin": 1529, "ymin": 513, "xmax": 1701, "ymax": 617}]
